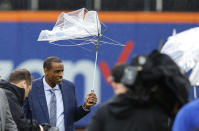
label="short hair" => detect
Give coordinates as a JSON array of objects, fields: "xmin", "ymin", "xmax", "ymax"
[
  {"xmin": 43, "ymin": 56, "xmax": 62, "ymax": 70},
  {"xmin": 8, "ymin": 69, "xmax": 33, "ymax": 86},
  {"xmin": 111, "ymin": 63, "xmax": 128, "ymax": 83}
]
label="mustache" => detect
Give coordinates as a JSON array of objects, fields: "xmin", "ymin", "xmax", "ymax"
[{"xmin": 57, "ymin": 76, "xmax": 63, "ymax": 79}]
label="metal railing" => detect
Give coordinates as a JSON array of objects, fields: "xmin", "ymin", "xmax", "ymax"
[{"xmin": 0, "ymin": 0, "xmax": 198, "ymax": 11}]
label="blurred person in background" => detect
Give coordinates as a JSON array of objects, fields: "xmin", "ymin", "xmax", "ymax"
[
  {"xmin": 0, "ymin": 88, "xmax": 18, "ymax": 131},
  {"xmin": 0, "ymin": 69, "xmax": 46, "ymax": 131},
  {"xmin": 24, "ymin": 56, "xmax": 97, "ymax": 131},
  {"xmin": 86, "ymin": 50, "xmax": 190, "ymax": 131}
]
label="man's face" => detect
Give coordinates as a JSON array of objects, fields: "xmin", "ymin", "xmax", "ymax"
[{"xmin": 44, "ymin": 62, "xmax": 64, "ymax": 87}]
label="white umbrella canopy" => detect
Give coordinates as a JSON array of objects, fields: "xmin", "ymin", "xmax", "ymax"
[
  {"xmin": 161, "ymin": 27, "xmax": 199, "ymax": 98},
  {"xmin": 38, "ymin": 8, "xmax": 101, "ymax": 43},
  {"xmin": 161, "ymin": 27, "xmax": 199, "ymax": 73},
  {"xmin": 161, "ymin": 27, "xmax": 199, "ymax": 86}
]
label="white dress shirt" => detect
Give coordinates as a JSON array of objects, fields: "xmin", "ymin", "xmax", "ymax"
[{"xmin": 43, "ymin": 77, "xmax": 65, "ymax": 131}]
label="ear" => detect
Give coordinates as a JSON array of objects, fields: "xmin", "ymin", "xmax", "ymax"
[{"xmin": 44, "ymin": 68, "xmax": 48, "ymax": 74}]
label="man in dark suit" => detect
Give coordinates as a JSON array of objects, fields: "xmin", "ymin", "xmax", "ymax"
[{"xmin": 24, "ymin": 56, "xmax": 97, "ymax": 131}]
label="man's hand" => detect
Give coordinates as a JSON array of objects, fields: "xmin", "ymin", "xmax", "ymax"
[{"xmin": 83, "ymin": 91, "xmax": 97, "ymax": 109}]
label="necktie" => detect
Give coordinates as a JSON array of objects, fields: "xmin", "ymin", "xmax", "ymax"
[{"xmin": 49, "ymin": 88, "xmax": 57, "ymax": 126}]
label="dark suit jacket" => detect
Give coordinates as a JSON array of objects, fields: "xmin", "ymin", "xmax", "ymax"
[{"xmin": 24, "ymin": 77, "xmax": 89, "ymax": 131}]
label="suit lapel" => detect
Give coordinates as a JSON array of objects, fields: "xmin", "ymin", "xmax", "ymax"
[
  {"xmin": 38, "ymin": 78, "xmax": 50, "ymax": 123},
  {"xmin": 59, "ymin": 82, "xmax": 71, "ymax": 116}
]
